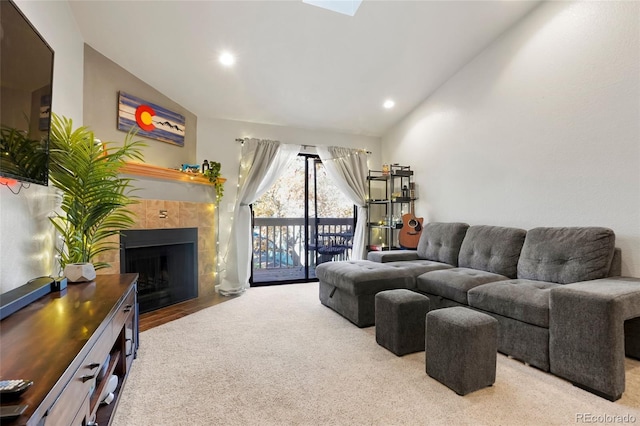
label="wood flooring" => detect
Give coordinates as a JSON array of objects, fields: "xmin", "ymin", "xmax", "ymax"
[
  {"xmin": 139, "ymin": 292, "xmax": 237, "ymax": 332},
  {"xmin": 139, "ymin": 281, "xmax": 317, "ymax": 331}
]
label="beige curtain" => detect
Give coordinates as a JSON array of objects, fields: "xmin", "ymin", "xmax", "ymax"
[
  {"xmin": 316, "ymin": 146, "xmax": 369, "ymax": 260},
  {"xmin": 217, "ymin": 139, "xmax": 300, "ymax": 295}
]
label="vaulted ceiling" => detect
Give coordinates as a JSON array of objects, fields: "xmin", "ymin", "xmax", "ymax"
[{"xmin": 69, "ymin": 0, "xmax": 540, "ymax": 137}]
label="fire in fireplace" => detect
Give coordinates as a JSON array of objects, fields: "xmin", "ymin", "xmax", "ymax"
[{"xmin": 120, "ymin": 228, "xmax": 198, "ymax": 313}]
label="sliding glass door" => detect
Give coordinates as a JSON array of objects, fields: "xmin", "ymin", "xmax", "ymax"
[{"xmin": 251, "ymin": 154, "xmax": 354, "ymax": 286}]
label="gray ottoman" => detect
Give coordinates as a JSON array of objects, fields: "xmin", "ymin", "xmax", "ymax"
[
  {"xmin": 426, "ymin": 306, "xmax": 497, "ymax": 395},
  {"xmin": 375, "ymin": 289, "xmax": 430, "ymax": 356},
  {"xmin": 317, "ymin": 261, "xmax": 417, "ymax": 327}
]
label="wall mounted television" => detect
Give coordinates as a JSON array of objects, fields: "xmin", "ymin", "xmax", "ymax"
[{"xmin": 0, "ymin": 0, "xmax": 54, "ymax": 186}]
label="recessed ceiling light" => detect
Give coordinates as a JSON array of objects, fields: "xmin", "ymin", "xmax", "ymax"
[
  {"xmin": 219, "ymin": 51, "xmax": 235, "ymax": 67},
  {"xmin": 383, "ymin": 99, "xmax": 395, "ymax": 109}
]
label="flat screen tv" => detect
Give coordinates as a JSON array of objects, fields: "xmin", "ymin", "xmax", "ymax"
[{"xmin": 0, "ymin": 0, "xmax": 54, "ymax": 186}]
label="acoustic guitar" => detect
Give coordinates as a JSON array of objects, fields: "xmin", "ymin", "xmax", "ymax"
[{"xmin": 398, "ymin": 195, "xmax": 423, "ymax": 249}]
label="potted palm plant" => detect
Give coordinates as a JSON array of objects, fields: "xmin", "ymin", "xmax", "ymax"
[{"xmin": 48, "ymin": 114, "xmax": 145, "ymax": 281}]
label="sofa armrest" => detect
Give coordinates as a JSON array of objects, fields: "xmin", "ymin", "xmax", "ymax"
[
  {"xmin": 549, "ymin": 277, "xmax": 640, "ymax": 400},
  {"xmin": 367, "ymin": 250, "xmax": 420, "ymax": 263}
]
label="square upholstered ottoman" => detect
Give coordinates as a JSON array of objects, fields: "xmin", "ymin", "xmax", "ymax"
[
  {"xmin": 426, "ymin": 306, "xmax": 497, "ymax": 395},
  {"xmin": 375, "ymin": 289, "xmax": 430, "ymax": 356}
]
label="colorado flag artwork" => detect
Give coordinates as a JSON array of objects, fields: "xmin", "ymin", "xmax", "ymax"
[{"xmin": 118, "ymin": 92, "xmax": 185, "ymax": 146}]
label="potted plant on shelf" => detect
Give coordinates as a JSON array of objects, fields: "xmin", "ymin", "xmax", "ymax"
[
  {"xmin": 202, "ymin": 160, "xmax": 224, "ymax": 202},
  {"xmin": 48, "ymin": 114, "xmax": 145, "ymax": 282}
]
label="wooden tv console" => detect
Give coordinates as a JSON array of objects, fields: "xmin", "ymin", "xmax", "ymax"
[{"xmin": 0, "ymin": 274, "xmax": 139, "ymax": 426}]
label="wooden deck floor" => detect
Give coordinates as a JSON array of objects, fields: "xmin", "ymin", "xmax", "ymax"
[{"xmin": 252, "ymin": 266, "xmax": 317, "ymax": 283}]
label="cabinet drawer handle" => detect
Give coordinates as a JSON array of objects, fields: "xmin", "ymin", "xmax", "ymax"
[
  {"xmin": 123, "ymin": 304, "xmax": 133, "ymax": 313},
  {"xmin": 87, "ymin": 362, "xmax": 101, "ymax": 369},
  {"xmin": 81, "ymin": 374, "xmax": 96, "ymax": 383}
]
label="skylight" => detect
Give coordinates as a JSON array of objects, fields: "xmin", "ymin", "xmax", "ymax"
[{"xmin": 302, "ymin": 0, "xmax": 363, "ymax": 17}]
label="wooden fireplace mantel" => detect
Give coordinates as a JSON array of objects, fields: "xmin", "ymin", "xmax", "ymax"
[{"xmin": 121, "ymin": 162, "xmax": 226, "ymax": 186}]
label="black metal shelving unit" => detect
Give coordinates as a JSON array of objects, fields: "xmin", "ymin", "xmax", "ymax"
[{"xmin": 366, "ymin": 165, "xmax": 415, "ymax": 251}]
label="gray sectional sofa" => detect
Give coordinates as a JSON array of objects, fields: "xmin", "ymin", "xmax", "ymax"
[{"xmin": 315, "ymin": 222, "xmax": 640, "ymax": 401}]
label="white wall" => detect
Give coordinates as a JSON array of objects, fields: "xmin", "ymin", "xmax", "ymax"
[
  {"xmin": 197, "ymin": 117, "xmax": 381, "ymax": 270},
  {"xmin": 0, "ymin": 1, "xmax": 84, "ymax": 292},
  {"xmin": 382, "ymin": 1, "xmax": 640, "ymax": 276}
]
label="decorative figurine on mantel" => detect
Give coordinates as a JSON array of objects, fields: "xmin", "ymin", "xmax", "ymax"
[{"xmin": 181, "ymin": 163, "xmax": 200, "ymax": 173}]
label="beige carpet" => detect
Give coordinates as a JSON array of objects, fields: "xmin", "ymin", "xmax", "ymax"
[{"xmin": 113, "ymin": 282, "xmax": 640, "ymax": 426}]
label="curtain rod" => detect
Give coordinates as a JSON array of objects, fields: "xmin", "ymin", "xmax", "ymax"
[{"xmin": 235, "ymin": 138, "xmax": 371, "ymax": 154}]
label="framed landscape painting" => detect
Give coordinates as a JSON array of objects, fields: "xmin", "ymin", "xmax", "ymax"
[{"xmin": 117, "ymin": 92, "xmax": 185, "ymax": 146}]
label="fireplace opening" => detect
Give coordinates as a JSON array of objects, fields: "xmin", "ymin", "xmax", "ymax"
[{"xmin": 121, "ymin": 228, "xmax": 198, "ymax": 314}]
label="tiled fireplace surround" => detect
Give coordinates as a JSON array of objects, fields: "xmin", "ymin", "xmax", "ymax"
[{"xmin": 96, "ymin": 199, "xmax": 217, "ymax": 298}]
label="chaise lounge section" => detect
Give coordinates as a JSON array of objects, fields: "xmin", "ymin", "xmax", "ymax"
[{"xmin": 316, "ymin": 222, "xmax": 469, "ymax": 327}]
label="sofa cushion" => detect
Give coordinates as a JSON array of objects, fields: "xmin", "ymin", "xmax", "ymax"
[
  {"xmin": 468, "ymin": 279, "xmax": 561, "ymax": 328},
  {"xmin": 517, "ymin": 227, "xmax": 615, "ymax": 284},
  {"xmin": 315, "ymin": 261, "xmax": 415, "ymax": 296},
  {"xmin": 458, "ymin": 225, "xmax": 526, "ymax": 278},
  {"xmin": 367, "ymin": 250, "xmax": 419, "ymax": 263},
  {"xmin": 416, "ymin": 222, "xmax": 469, "ymax": 266},
  {"xmin": 416, "ymin": 268, "xmax": 509, "ymax": 304},
  {"xmin": 384, "ymin": 259, "xmax": 453, "ymax": 276}
]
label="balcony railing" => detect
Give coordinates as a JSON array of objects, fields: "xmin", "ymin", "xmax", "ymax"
[{"xmin": 252, "ymin": 217, "xmax": 353, "ymax": 282}]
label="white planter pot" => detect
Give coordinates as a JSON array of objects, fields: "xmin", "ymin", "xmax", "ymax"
[{"xmin": 64, "ymin": 263, "xmax": 97, "ymax": 283}]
